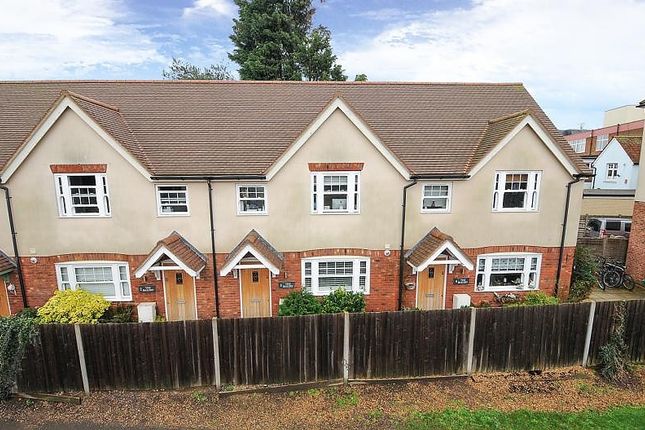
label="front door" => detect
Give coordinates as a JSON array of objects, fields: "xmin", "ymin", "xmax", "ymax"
[
  {"xmin": 0, "ymin": 281, "xmax": 10, "ymax": 316},
  {"xmin": 417, "ymin": 265, "xmax": 445, "ymax": 310},
  {"xmin": 241, "ymin": 268, "xmax": 271, "ymax": 318},
  {"xmin": 165, "ymin": 270, "xmax": 196, "ymax": 321}
]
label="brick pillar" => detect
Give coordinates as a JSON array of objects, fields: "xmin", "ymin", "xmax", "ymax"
[{"xmin": 627, "ymin": 201, "xmax": 645, "ymax": 283}]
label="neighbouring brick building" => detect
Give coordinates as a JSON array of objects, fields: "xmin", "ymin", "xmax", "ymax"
[
  {"xmin": 626, "ymin": 125, "xmax": 645, "ymax": 284},
  {"xmin": 0, "ymin": 81, "xmax": 590, "ymax": 319}
]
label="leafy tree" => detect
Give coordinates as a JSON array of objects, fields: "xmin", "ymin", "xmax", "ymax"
[
  {"xmin": 162, "ymin": 58, "xmax": 234, "ymax": 80},
  {"xmin": 354, "ymin": 73, "xmax": 368, "ymax": 81},
  {"xmin": 229, "ymin": 0, "xmax": 346, "ymax": 81}
]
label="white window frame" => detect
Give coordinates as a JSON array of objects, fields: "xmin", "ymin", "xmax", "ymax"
[
  {"xmin": 569, "ymin": 139, "xmax": 586, "ymax": 153},
  {"xmin": 420, "ymin": 183, "xmax": 452, "ymax": 213},
  {"xmin": 55, "ymin": 261, "xmax": 132, "ymax": 301},
  {"xmin": 236, "ymin": 184, "xmax": 268, "ymax": 215},
  {"xmin": 311, "ymin": 172, "xmax": 360, "ymax": 214},
  {"xmin": 475, "ymin": 253, "xmax": 541, "ymax": 292},
  {"xmin": 492, "ymin": 170, "xmax": 541, "ymax": 212},
  {"xmin": 156, "ymin": 184, "xmax": 190, "ymax": 216},
  {"xmin": 54, "ymin": 173, "xmax": 111, "ymax": 218},
  {"xmin": 605, "ymin": 163, "xmax": 619, "ymax": 181},
  {"xmin": 596, "ymin": 134, "xmax": 609, "ymax": 151},
  {"xmin": 301, "ymin": 257, "xmax": 370, "ymax": 295}
]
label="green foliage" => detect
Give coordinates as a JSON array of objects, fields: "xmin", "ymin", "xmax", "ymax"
[
  {"xmin": 569, "ymin": 246, "xmax": 599, "ymax": 302},
  {"xmin": 37, "ymin": 290, "xmax": 110, "ymax": 324},
  {"xmin": 354, "ymin": 73, "xmax": 368, "ymax": 82},
  {"xmin": 100, "ymin": 304, "xmax": 134, "ymax": 324},
  {"xmin": 521, "ymin": 291, "xmax": 559, "ymax": 306},
  {"xmin": 278, "ymin": 291, "xmax": 322, "ymax": 316},
  {"xmin": 0, "ymin": 315, "xmax": 39, "ymax": 399},
  {"xmin": 331, "ymin": 388, "xmax": 359, "ymax": 408},
  {"xmin": 229, "ymin": 0, "xmax": 345, "ymax": 81},
  {"xmin": 599, "ymin": 301, "xmax": 632, "ymax": 383},
  {"xmin": 162, "ymin": 58, "xmax": 234, "ymax": 80},
  {"xmin": 15, "ymin": 307, "xmax": 38, "ymax": 319},
  {"xmin": 402, "ymin": 407, "xmax": 645, "ymax": 430},
  {"xmin": 320, "ymin": 289, "xmax": 365, "ymax": 313},
  {"xmin": 191, "ymin": 391, "xmax": 207, "ymax": 403}
]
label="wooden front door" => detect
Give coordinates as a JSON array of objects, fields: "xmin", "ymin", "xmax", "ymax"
[
  {"xmin": 0, "ymin": 281, "xmax": 10, "ymax": 316},
  {"xmin": 417, "ymin": 265, "xmax": 445, "ymax": 310},
  {"xmin": 165, "ymin": 270, "xmax": 196, "ymax": 321},
  {"xmin": 241, "ymin": 268, "xmax": 271, "ymax": 318}
]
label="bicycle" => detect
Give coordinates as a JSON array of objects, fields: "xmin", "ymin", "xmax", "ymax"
[{"xmin": 596, "ymin": 257, "xmax": 636, "ymax": 291}]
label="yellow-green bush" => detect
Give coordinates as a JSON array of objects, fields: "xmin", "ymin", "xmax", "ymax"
[{"xmin": 38, "ymin": 290, "xmax": 110, "ymax": 324}]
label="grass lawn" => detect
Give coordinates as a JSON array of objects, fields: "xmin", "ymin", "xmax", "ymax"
[{"xmin": 403, "ymin": 406, "xmax": 645, "ymax": 430}]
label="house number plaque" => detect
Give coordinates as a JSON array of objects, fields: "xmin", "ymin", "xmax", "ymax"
[
  {"xmin": 453, "ymin": 277, "xmax": 470, "ymax": 285},
  {"xmin": 279, "ymin": 281, "xmax": 295, "ymax": 289},
  {"xmin": 138, "ymin": 284, "xmax": 156, "ymax": 293}
]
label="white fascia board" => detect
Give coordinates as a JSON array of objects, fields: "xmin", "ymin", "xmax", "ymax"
[
  {"xmin": 416, "ymin": 241, "xmax": 474, "ymax": 272},
  {"xmin": 220, "ymin": 244, "xmax": 280, "ymax": 276},
  {"xmin": 469, "ymin": 116, "xmax": 578, "ymax": 178},
  {"xmin": 135, "ymin": 246, "xmax": 201, "ymax": 278},
  {"xmin": 264, "ymin": 98, "xmax": 410, "ymax": 181},
  {"xmin": 1, "ymin": 96, "xmax": 151, "ymax": 182}
]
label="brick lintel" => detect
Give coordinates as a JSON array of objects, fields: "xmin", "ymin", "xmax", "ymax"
[
  {"xmin": 50, "ymin": 164, "xmax": 107, "ymax": 174},
  {"xmin": 308, "ymin": 162, "xmax": 364, "ymax": 172}
]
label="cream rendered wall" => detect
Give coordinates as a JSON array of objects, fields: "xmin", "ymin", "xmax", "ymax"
[
  {"xmin": 405, "ymin": 126, "xmax": 583, "ymax": 248},
  {"xmin": 603, "ymin": 105, "xmax": 645, "ymax": 127},
  {"xmin": 637, "ymin": 128, "xmax": 645, "ymax": 203},
  {"xmin": 0, "ymin": 108, "xmax": 212, "ymax": 255}
]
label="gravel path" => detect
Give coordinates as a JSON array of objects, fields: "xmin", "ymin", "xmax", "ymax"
[{"xmin": 1, "ymin": 367, "xmax": 644, "ymax": 429}]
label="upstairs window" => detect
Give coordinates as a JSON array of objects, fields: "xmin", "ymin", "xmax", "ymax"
[
  {"xmin": 156, "ymin": 185, "xmax": 189, "ymax": 216},
  {"xmin": 56, "ymin": 262, "xmax": 131, "ymax": 301},
  {"xmin": 475, "ymin": 253, "xmax": 541, "ymax": 291},
  {"xmin": 569, "ymin": 139, "xmax": 586, "ymax": 153},
  {"xmin": 237, "ymin": 185, "xmax": 267, "ymax": 215},
  {"xmin": 421, "ymin": 183, "xmax": 452, "ymax": 212},
  {"xmin": 54, "ymin": 174, "xmax": 110, "ymax": 217},
  {"xmin": 311, "ymin": 172, "xmax": 360, "ymax": 214},
  {"xmin": 492, "ymin": 171, "xmax": 541, "ymax": 212},
  {"xmin": 606, "ymin": 163, "xmax": 619, "ymax": 181},
  {"xmin": 302, "ymin": 257, "xmax": 370, "ymax": 295},
  {"xmin": 596, "ymin": 134, "xmax": 609, "ymax": 151}
]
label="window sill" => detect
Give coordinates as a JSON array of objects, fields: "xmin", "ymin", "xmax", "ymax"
[
  {"xmin": 236, "ymin": 212, "xmax": 269, "ymax": 216},
  {"xmin": 475, "ymin": 287, "xmax": 538, "ymax": 293},
  {"xmin": 311, "ymin": 211, "xmax": 361, "ymax": 216},
  {"xmin": 58, "ymin": 215, "xmax": 112, "ymax": 219},
  {"xmin": 421, "ymin": 209, "xmax": 451, "ymax": 214},
  {"xmin": 157, "ymin": 213, "xmax": 191, "ymax": 217},
  {"xmin": 309, "ymin": 291, "xmax": 369, "ymax": 296},
  {"xmin": 491, "ymin": 209, "xmax": 539, "ymax": 214}
]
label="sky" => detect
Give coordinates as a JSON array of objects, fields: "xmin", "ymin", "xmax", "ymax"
[{"xmin": 1, "ymin": 0, "xmax": 644, "ymax": 129}]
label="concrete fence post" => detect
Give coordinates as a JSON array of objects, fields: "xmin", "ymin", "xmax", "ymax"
[
  {"xmin": 343, "ymin": 312, "xmax": 350, "ymax": 384},
  {"xmin": 212, "ymin": 318, "xmax": 222, "ymax": 390},
  {"xmin": 466, "ymin": 307, "xmax": 477, "ymax": 374},
  {"xmin": 73, "ymin": 324, "xmax": 90, "ymax": 394},
  {"xmin": 582, "ymin": 301, "xmax": 597, "ymax": 367}
]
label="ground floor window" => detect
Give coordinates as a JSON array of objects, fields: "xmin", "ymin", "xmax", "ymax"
[
  {"xmin": 55, "ymin": 262, "xmax": 132, "ymax": 301},
  {"xmin": 302, "ymin": 257, "xmax": 369, "ymax": 295},
  {"xmin": 475, "ymin": 253, "xmax": 541, "ymax": 292}
]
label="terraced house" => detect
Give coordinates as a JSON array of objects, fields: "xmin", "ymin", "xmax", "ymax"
[{"xmin": 0, "ymin": 81, "xmax": 589, "ymax": 320}]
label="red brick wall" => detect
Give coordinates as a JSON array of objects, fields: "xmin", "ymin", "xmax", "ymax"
[
  {"xmin": 627, "ymin": 201, "xmax": 645, "ymax": 283},
  {"xmin": 11, "ymin": 245, "xmax": 575, "ymax": 317}
]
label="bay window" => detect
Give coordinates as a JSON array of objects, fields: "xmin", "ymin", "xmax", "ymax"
[
  {"xmin": 54, "ymin": 174, "xmax": 111, "ymax": 217},
  {"xmin": 492, "ymin": 171, "xmax": 541, "ymax": 212},
  {"xmin": 475, "ymin": 253, "xmax": 541, "ymax": 291},
  {"xmin": 56, "ymin": 262, "xmax": 132, "ymax": 301},
  {"xmin": 302, "ymin": 257, "xmax": 369, "ymax": 295},
  {"xmin": 311, "ymin": 172, "xmax": 360, "ymax": 214}
]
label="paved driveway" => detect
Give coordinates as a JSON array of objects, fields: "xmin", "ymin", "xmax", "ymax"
[{"xmin": 588, "ymin": 285, "xmax": 645, "ymax": 301}]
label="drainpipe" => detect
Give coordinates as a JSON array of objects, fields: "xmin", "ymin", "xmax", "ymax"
[
  {"xmin": 555, "ymin": 173, "xmax": 590, "ymax": 296},
  {"xmin": 397, "ymin": 179, "xmax": 417, "ymax": 311},
  {"xmin": 207, "ymin": 180, "xmax": 220, "ymax": 318},
  {"xmin": 0, "ymin": 182, "xmax": 28, "ymax": 309}
]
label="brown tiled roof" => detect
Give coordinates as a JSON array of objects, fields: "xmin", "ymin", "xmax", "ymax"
[
  {"xmin": 405, "ymin": 227, "xmax": 473, "ymax": 268},
  {"xmin": 0, "ymin": 249, "xmax": 16, "ymax": 274},
  {"xmin": 467, "ymin": 110, "xmax": 529, "ymax": 170},
  {"xmin": 224, "ymin": 229, "xmax": 283, "ymax": 271},
  {"xmin": 137, "ymin": 231, "xmax": 207, "ymax": 275},
  {"xmin": 614, "ymin": 135, "xmax": 642, "ymax": 164},
  {"xmin": 0, "ymin": 81, "xmax": 586, "ymax": 176}
]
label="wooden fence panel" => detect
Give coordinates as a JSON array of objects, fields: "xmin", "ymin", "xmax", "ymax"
[
  {"xmin": 16, "ymin": 324, "xmax": 83, "ymax": 393},
  {"xmin": 79, "ymin": 320, "xmax": 213, "ymax": 390},
  {"xmin": 217, "ymin": 314, "xmax": 344, "ymax": 385},
  {"xmin": 349, "ymin": 309, "xmax": 471, "ymax": 379},
  {"xmin": 588, "ymin": 300, "xmax": 645, "ymax": 365},
  {"xmin": 472, "ymin": 303, "xmax": 591, "ymax": 372}
]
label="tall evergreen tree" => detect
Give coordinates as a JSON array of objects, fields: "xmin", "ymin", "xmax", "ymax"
[
  {"xmin": 299, "ymin": 26, "xmax": 346, "ymax": 81},
  {"xmin": 162, "ymin": 58, "xmax": 234, "ymax": 80}
]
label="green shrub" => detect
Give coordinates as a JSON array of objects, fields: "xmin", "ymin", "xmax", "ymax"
[
  {"xmin": 100, "ymin": 304, "xmax": 134, "ymax": 323},
  {"xmin": 599, "ymin": 301, "xmax": 632, "ymax": 383},
  {"xmin": 320, "ymin": 289, "xmax": 365, "ymax": 313},
  {"xmin": 568, "ymin": 246, "xmax": 599, "ymax": 302},
  {"xmin": 278, "ymin": 291, "xmax": 322, "ymax": 316},
  {"xmin": 522, "ymin": 291, "xmax": 559, "ymax": 306},
  {"xmin": 0, "ymin": 315, "xmax": 39, "ymax": 399},
  {"xmin": 15, "ymin": 307, "xmax": 39, "ymax": 320},
  {"xmin": 38, "ymin": 290, "xmax": 110, "ymax": 324}
]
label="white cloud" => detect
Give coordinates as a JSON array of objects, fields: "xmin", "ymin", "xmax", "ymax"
[
  {"xmin": 183, "ymin": 0, "xmax": 236, "ymax": 18},
  {"xmin": 0, "ymin": 0, "xmax": 165, "ymax": 79},
  {"xmin": 339, "ymin": 0, "xmax": 645, "ymax": 128}
]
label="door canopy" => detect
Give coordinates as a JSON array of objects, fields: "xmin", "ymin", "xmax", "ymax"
[
  {"xmin": 405, "ymin": 227, "xmax": 474, "ymax": 272},
  {"xmin": 135, "ymin": 231, "xmax": 207, "ymax": 278},
  {"xmin": 220, "ymin": 229, "xmax": 283, "ymax": 276}
]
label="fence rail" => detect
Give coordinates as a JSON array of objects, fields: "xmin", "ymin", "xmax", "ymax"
[{"xmin": 16, "ymin": 299, "xmax": 645, "ymax": 393}]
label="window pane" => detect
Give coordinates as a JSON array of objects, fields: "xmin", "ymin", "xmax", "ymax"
[
  {"xmin": 69, "ymin": 176, "xmax": 97, "ymax": 186},
  {"xmin": 502, "ymin": 192, "xmax": 525, "ymax": 208},
  {"xmin": 605, "ymin": 221, "xmax": 621, "ymax": 231},
  {"xmin": 241, "ymin": 199, "xmax": 265, "ymax": 212},
  {"xmin": 423, "ymin": 197, "xmax": 448, "ymax": 210},
  {"xmin": 490, "ymin": 273, "xmax": 523, "ymax": 287},
  {"xmin": 319, "ymin": 277, "xmax": 353, "ymax": 292},
  {"xmin": 323, "ymin": 194, "xmax": 347, "ymax": 210}
]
